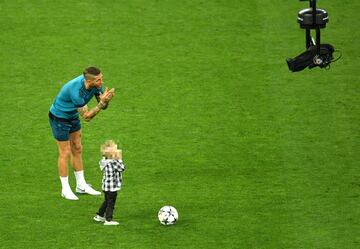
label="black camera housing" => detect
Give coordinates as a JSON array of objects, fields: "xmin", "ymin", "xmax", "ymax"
[{"xmin": 287, "ymin": 44, "xmax": 334, "ymax": 72}]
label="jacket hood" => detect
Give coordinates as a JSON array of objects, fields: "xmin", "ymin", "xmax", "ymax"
[{"xmin": 99, "ymin": 158, "xmax": 113, "ymax": 171}]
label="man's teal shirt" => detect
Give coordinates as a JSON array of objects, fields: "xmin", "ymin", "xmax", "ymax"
[{"xmin": 50, "ymin": 75, "xmax": 104, "ymax": 119}]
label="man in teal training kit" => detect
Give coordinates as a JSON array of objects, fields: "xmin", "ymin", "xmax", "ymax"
[{"xmin": 49, "ymin": 66, "xmax": 115, "ymax": 200}]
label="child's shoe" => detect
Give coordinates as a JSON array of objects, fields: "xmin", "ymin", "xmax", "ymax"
[
  {"xmin": 104, "ymin": 220, "xmax": 119, "ymax": 226},
  {"xmin": 93, "ymin": 215, "xmax": 106, "ymax": 222}
]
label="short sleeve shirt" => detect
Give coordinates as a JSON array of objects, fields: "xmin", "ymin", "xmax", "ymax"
[{"xmin": 50, "ymin": 75, "xmax": 104, "ymax": 119}]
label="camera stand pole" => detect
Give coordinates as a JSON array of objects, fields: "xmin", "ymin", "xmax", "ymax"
[
  {"xmin": 311, "ymin": 0, "xmax": 322, "ymax": 55},
  {"xmin": 306, "ymin": 29, "xmax": 312, "ymax": 48},
  {"xmin": 316, "ymin": 28, "xmax": 321, "ymax": 54},
  {"xmin": 305, "ymin": 0, "xmax": 320, "ymax": 51},
  {"xmin": 305, "ymin": 0, "xmax": 321, "ymax": 54}
]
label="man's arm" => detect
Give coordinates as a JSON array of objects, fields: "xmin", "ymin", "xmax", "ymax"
[
  {"xmin": 95, "ymin": 95, "xmax": 108, "ymax": 110},
  {"xmin": 78, "ymin": 87, "xmax": 115, "ymax": 121},
  {"xmin": 77, "ymin": 102, "xmax": 106, "ymax": 122}
]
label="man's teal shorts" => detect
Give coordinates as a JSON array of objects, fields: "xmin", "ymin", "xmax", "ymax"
[{"xmin": 49, "ymin": 112, "xmax": 81, "ymax": 141}]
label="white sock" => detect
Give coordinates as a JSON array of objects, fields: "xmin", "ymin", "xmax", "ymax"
[
  {"xmin": 74, "ymin": 170, "xmax": 87, "ymax": 188},
  {"xmin": 60, "ymin": 176, "xmax": 72, "ymax": 192}
]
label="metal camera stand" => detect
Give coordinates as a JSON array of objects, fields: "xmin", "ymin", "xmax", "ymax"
[
  {"xmin": 286, "ymin": 0, "xmax": 338, "ymax": 72},
  {"xmin": 297, "ymin": 0, "xmax": 329, "ymax": 56}
]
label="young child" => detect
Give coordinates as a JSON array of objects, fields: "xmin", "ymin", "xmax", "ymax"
[{"xmin": 93, "ymin": 140, "xmax": 126, "ymax": 225}]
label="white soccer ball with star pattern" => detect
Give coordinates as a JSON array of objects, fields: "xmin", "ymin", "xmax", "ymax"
[{"xmin": 158, "ymin": 206, "xmax": 178, "ymax": 225}]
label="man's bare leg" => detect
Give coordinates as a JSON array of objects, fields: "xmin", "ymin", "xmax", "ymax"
[
  {"xmin": 70, "ymin": 130, "xmax": 83, "ymax": 172},
  {"xmin": 57, "ymin": 140, "xmax": 71, "ymax": 176},
  {"xmin": 56, "ymin": 140, "xmax": 78, "ymax": 200},
  {"xmin": 70, "ymin": 130, "xmax": 101, "ymax": 195}
]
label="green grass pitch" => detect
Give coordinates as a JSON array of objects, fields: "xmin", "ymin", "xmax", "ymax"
[{"xmin": 0, "ymin": 0, "xmax": 359, "ymax": 248}]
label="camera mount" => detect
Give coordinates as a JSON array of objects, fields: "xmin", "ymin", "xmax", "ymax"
[
  {"xmin": 286, "ymin": 0, "xmax": 339, "ymax": 72},
  {"xmin": 298, "ymin": 0, "xmax": 328, "ymax": 53}
]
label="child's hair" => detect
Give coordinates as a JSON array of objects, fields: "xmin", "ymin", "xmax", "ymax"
[{"xmin": 100, "ymin": 140, "xmax": 117, "ymax": 156}]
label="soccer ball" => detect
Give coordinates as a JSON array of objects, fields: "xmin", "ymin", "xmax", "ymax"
[{"xmin": 158, "ymin": 206, "xmax": 178, "ymax": 225}]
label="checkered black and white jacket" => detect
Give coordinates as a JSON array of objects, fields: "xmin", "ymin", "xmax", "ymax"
[{"xmin": 99, "ymin": 158, "xmax": 126, "ymax": 192}]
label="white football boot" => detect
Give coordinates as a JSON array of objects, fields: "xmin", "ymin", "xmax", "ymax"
[
  {"xmin": 93, "ymin": 215, "xmax": 106, "ymax": 222},
  {"xmin": 61, "ymin": 189, "xmax": 79, "ymax": 201},
  {"xmin": 76, "ymin": 184, "xmax": 101, "ymax": 195},
  {"xmin": 104, "ymin": 220, "xmax": 119, "ymax": 226}
]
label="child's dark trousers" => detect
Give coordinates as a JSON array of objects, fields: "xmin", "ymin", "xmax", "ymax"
[{"xmin": 97, "ymin": 191, "xmax": 118, "ymax": 221}]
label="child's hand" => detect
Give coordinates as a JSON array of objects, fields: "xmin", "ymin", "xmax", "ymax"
[{"xmin": 114, "ymin": 150, "xmax": 122, "ymax": 160}]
